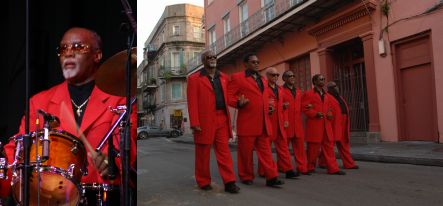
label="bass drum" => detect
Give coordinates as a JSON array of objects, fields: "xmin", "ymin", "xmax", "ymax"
[{"xmin": 12, "ymin": 130, "xmax": 87, "ymax": 206}]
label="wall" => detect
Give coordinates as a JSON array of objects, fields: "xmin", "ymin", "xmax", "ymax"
[{"xmin": 372, "ymin": 0, "xmax": 443, "ymax": 142}]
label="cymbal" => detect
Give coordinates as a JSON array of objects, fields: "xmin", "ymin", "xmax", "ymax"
[{"xmin": 96, "ymin": 48, "xmax": 137, "ymax": 97}]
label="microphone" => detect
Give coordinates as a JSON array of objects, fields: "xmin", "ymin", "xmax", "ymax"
[
  {"xmin": 37, "ymin": 109, "xmax": 59, "ymax": 161},
  {"xmin": 37, "ymin": 109, "xmax": 60, "ymax": 125}
]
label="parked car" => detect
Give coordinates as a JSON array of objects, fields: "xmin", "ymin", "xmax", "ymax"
[{"xmin": 137, "ymin": 125, "xmax": 183, "ymax": 139}]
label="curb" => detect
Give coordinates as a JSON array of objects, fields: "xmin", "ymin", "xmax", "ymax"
[{"xmin": 171, "ymin": 137, "xmax": 443, "ymax": 167}]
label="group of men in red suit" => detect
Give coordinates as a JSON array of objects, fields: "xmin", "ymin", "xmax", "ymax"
[{"xmin": 187, "ymin": 51, "xmax": 358, "ymax": 194}]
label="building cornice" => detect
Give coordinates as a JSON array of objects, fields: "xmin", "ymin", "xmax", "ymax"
[{"xmin": 308, "ymin": 1, "xmax": 376, "ymax": 37}]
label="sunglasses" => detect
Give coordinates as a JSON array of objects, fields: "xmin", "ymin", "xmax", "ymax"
[
  {"xmin": 318, "ymin": 77, "xmax": 325, "ymax": 81},
  {"xmin": 287, "ymin": 74, "xmax": 295, "ymax": 78},
  {"xmin": 206, "ymin": 55, "xmax": 217, "ymax": 60},
  {"xmin": 268, "ymin": 73, "xmax": 280, "ymax": 77},
  {"xmin": 56, "ymin": 43, "xmax": 92, "ymax": 57},
  {"xmin": 249, "ymin": 60, "xmax": 260, "ymax": 64}
]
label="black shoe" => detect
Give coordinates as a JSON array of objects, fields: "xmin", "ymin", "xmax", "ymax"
[
  {"xmin": 266, "ymin": 178, "xmax": 284, "ymax": 188},
  {"xmin": 346, "ymin": 165, "xmax": 359, "ymax": 169},
  {"xmin": 241, "ymin": 180, "xmax": 253, "ymax": 185},
  {"xmin": 224, "ymin": 182, "xmax": 240, "ymax": 194},
  {"xmin": 200, "ymin": 185, "xmax": 212, "ymax": 191},
  {"xmin": 306, "ymin": 169, "xmax": 316, "ymax": 174},
  {"xmin": 302, "ymin": 171, "xmax": 312, "ymax": 175},
  {"xmin": 330, "ymin": 170, "xmax": 346, "ymax": 175},
  {"xmin": 285, "ymin": 170, "xmax": 299, "ymax": 179}
]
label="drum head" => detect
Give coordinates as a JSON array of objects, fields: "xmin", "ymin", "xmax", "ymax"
[{"xmin": 12, "ymin": 168, "xmax": 80, "ymax": 206}]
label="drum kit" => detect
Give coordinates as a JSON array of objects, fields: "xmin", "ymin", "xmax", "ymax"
[{"xmin": 0, "ymin": 48, "xmax": 136, "ymax": 206}]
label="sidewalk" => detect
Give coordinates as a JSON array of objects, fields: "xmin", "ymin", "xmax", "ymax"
[{"xmin": 172, "ymin": 134, "xmax": 443, "ymax": 167}]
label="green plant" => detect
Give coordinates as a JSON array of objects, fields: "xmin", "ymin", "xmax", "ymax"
[
  {"xmin": 149, "ymin": 78, "xmax": 157, "ymax": 85},
  {"xmin": 381, "ymin": 0, "xmax": 390, "ymax": 16}
]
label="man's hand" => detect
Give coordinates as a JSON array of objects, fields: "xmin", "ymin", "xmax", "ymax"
[
  {"xmin": 316, "ymin": 112, "xmax": 324, "ymax": 119},
  {"xmin": 88, "ymin": 151, "xmax": 109, "ymax": 178},
  {"xmin": 326, "ymin": 111, "xmax": 333, "ymax": 120},
  {"xmin": 305, "ymin": 104, "xmax": 313, "ymax": 109},
  {"xmin": 283, "ymin": 102, "xmax": 289, "ymax": 109},
  {"xmin": 191, "ymin": 126, "xmax": 202, "ymax": 133},
  {"xmin": 237, "ymin": 95, "xmax": 250, "ymax": 108},
  {"xmin": 284, "ymin": 121, "xmax": 289, "ymax": 128}
]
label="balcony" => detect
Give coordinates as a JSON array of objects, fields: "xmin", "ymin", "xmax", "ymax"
[
  {"xmin": 187, "ymin": 0, "xmax": 357, "ymax": 73},
  {"xmin": 142, "ymin": 77, "xmax": 158, "ymax": 92},
  {"xmin": 146, "ymin": 44, "xmax": 158, "ymax": 61},
  {"xmin": 158, "ymin": 66, "xmax": 187, "ymax": 79}
]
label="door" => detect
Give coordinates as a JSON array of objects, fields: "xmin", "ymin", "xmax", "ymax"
[
  {"xmin": 332, "ymin": 38, "xmax": 369, "ymax": 132},
  {"xmin": 394, "ymin": 33, "xmax": 437, "ymax": 141}
]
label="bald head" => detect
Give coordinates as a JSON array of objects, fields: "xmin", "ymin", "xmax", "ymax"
[
  {"xmin": 266, "ymin": 67, "xmax": 280, "ymax": 84},
  {"xmin": 326, "ymin": 81, "xmax": 339, "ymax": 95},
  {"xmin": 63, "ymin": 27, "xmax": 102, "ymax": 50}
]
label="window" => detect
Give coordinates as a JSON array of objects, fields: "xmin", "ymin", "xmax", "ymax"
[
  {"xmin": 223, "ymin": 14, "xmax": 231, "ymax": 46},
  {"xmin": 239, "ymin": 2, "xmax": 249, "ymax": 37},
  {"xmin": 289, "ymin": 55, "xmax": 311, "ymax": 91},
  {"xmin": 208, "ymin": 26, "xmax": 217, "ymax": 52},
  {"xmin": 171, "ymin": 82, "xmax": 183, "ymax": 100},
  {"xmin": 193, "ymin": 26, "xmax": 202, "ymax": 40},
  {"xmin": 263, "ymin": 0, "xmax": 275, "ymax": 22},
  {"xmin": 171, "ymin": 52, "xmax": 180, "ymax": 74},
  {"xmin": 290, "ymin": 0, "xmax": 303, "ymax": 7},
  {"xmin": 160, "ymin": 84, "xmax": 165, "ymax": 102},
  {"xmin": 173, "ymin": 25, "xmax": 180, "ymax": 36}
]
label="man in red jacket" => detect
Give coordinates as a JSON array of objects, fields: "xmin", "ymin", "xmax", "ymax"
[
  {"xmin": 281, "ymin": 70, "xmax": 309, "ymax": 175},
  {"xmin": 258, "ymin": 67, "xmax": 298, "ymax": 179},
  {"xmin": 323, "ymin": 81, "xmax": 359, "ymax": 169},
  {"xmin": 1, "ymin": 27, "xmax": 137, "ymax": 205},
  {"xmin": 302, "ymin": 74, "xmax": 345, "ymax": 175},
  {"xmin": 187, "ymin": 51, "xmax": 240, "ymax": 193},
  {"xmin": 227, "ymin": 53, "xmax": 284, "ymax": 187}
]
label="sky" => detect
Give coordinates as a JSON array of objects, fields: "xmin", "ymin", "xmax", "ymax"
[{"xmin": 137, "ymin": 0, "xmax": 204, "ymax": 66}]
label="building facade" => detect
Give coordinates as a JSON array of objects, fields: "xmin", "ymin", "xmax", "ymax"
[
  {"xmin": 188, "ymin": 0, "xmax": 443, "ymax": 143},
  {"xmin": 138, "ymin": 4, "xmax": 205, "ymax": 134}
]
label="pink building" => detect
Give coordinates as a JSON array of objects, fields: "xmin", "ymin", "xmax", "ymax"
[{"xmin": 188, "ymin": 0, "xmax": 443, "ymax": 143}]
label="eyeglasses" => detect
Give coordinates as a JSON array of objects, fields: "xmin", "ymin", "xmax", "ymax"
[
  {"xmin": 287, "ymin": 74, "xmax": 295, "ymax": 78},
  {"xmin": 249, "ymin": 60, "xmax": 260, "ymax": 64},
  {"xmin": 206, "ymin": 55, "xmax": 217, "ymax": 60},
  {"xmin": 56, "ymin": 43, "xmax": 92, "ymax": 57}
]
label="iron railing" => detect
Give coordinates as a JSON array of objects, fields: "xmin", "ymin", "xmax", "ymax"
[{"xmin": 187, "ymin": 0, "xmax": 306, "ymax": 73}]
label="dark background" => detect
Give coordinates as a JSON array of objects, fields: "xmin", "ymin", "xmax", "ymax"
[{"xmin": 0, "ymin": 0, "xmax": 136, "ymax": 143}]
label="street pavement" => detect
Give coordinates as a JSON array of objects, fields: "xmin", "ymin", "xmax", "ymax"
[{"xmin": 137, "ymin": 137, "xmax": 443, "ymax": 206}]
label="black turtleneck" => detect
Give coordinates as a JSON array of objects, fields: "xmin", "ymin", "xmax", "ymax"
[
  {"xmin": 68, "ymin": 81, "xmax": 95, "ymax": 126},
  {"xmin": 329, "ymin": 91, "xmax": 348, "ymax": 115}
]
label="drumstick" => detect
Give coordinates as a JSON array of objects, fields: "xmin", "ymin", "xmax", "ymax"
[{"xmin": 60, "ymin": 101, "xmax": 95, "ymax": 155}]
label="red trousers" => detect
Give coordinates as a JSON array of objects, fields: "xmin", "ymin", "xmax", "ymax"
[
  {"xmin": 194, "ymin": 112, "xmax": 236, "ymax": 187},
  {"xmin": 288, "ymin": 137, "xmax": 308, "ymax": 173},
  {"xmin": 319, "ymin": 116, "xmax": 356, "ymax": 169},
  {"xmin": 307, "ymin": 132, "xmax": 340, "ymax": 174},
  {"xmin": 237, "ymin": 135, "xmax": 278, "ymax": 181},
  {"xmin": 319, "ymin": 141, "xmax": 356, "ymax": 169},
  {"xmin": 258, "ymin": 134, "xmax": 294, "ymax": 176}
]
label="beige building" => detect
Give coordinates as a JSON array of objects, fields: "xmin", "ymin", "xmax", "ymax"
[{"xmin": 138, "ymin": 4, "xmax": 204, "ymax": 134}]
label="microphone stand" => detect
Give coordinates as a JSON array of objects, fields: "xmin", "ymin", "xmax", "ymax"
[
  {"xmin": 120, "ymin": 1, "xmax": 136, "ymax": 204},
  {"xmin": 23, "ymin": 0, "xmax": 31, "ymax": 204}
]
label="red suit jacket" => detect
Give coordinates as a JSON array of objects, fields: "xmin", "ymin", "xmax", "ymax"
[
  {"xmin": 267, "ymin": 85, "xmax": 286, "ymax": 140},
  {"xmin": 301, "ymin": 89, "xmax": 334, "ymax": 143},
  {"xmin": 327, "ymin": 93, "xmax": 351, "ymax": 142},
  {"xmin": 227, "ymin": 71, "xmax": 272, "ymax": 137},
  {"xmin": 187, "ymin": 70, "xmax": 233, "ymax": 144},
  {"xmin": 282, "ymin": 86, "xmax": 304, "ymax": 139},
  {"xmin": 3, "ymin": 81, "xmax": 137, "ymax": 188}
]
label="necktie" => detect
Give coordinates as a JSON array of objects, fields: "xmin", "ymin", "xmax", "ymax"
[{"xmin": 254, "ymin": 74, "xmax": 264, "ymax": 92}]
